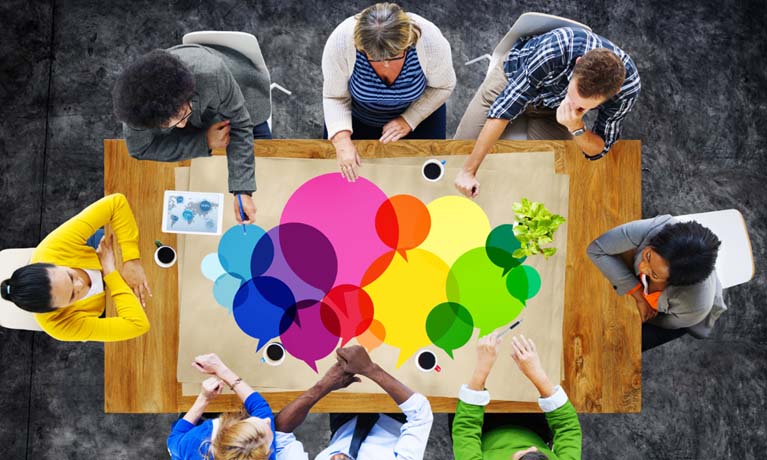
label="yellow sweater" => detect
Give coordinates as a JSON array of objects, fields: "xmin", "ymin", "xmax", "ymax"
[{"xmin": 32, "ymin": 193, "xmax": 150, "ymax": 342}]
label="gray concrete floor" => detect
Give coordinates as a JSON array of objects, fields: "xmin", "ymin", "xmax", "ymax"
[{"xmin": 1, "ymin": 0, "xmax": 766, "ymax": 458}]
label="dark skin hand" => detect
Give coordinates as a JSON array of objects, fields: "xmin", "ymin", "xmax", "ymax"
[
  {"xmin": 336, "ymin": 345, "xmax": 414, "ymax": 405},
  {"xmin": 274, "ymin": 362, "xmax": 359, "ymax": 433}
]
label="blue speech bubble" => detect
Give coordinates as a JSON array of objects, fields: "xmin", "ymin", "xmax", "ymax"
[
  {"xmin": 218, "ymin": 224, "xmax": 268, "ymax": 280},
  {"xmin": 232, "ymin": 276, "xmax": 296, "ymax": 350}
]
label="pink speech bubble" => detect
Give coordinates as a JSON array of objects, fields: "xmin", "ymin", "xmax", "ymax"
[
  {"xmin": 281, "ymin": 174, "xmax": 392, "ymax": 287},
  {"xmin": 280, "ymin": 299, "xmax": 340, "ymax": 372}
]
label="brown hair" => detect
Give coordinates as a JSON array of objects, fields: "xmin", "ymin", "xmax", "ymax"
[
  {"xmin": 204, "ymin": 410, "xmax": 272, "ymax": 460},
  {"xmin": 354, "ymin": 3, "xmax": 421, "ymax": 61},
  {"xmin": 572, "ymin": 48, "xmax": 626, "ymax": 99}
]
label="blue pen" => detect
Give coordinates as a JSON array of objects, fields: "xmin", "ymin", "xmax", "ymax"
[{"xmin": 236, "ymin": 194, "xmax": 247, "ymax": 235}]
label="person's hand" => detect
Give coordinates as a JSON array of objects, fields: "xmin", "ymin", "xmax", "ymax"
[
  {"xmin": 510, "ymin": 335, "xmax": 546, "ymax": 381},
  {"xmin": 193, "ymin": 353, "xmax": 229, "ymax": 377},
  {"xmin": 207, "ymin": 120, "xmax": 231, "ymax": 150},
  {"xmin": 556, "ymin": 98, "xmax": 587, "ymax": 132},
  {"xmin": 475, "ymin": 331, "xmax": 502, "ymax": 376},
  {"xmin": 454, "ymin": 169, "xmax": 480, "ymax": 198},
  {"xmin": 121, "ymin": 259, "xmax": 152, "ymax": 307},
  {"xmin": 380, "ymin": 117, "xmax": 412, "ymax": 144},
  {"xmin": 318, "ymin": 362, "xmax": 361, "ymax": 392},
  {"xmin": 332, "ymin": 131, "xmax": 361, "ymax": 182},
  {"xmin": 96, "ymin": 233, "xmax": 117, "ymax": 275},
  {"xmin": 336, "ymin": 345, "xmax": 376, "ymax": 377},
  {"xmin": 200, "ymin": 377, "xmax": 224, "ymax": 402},
  {"xmin": 234, "ymin": 194, "xmax": 257, "ymax": 224},
  {"xmin": 633, "ymin": 295, "xmax": 658, "ymax": 322}
]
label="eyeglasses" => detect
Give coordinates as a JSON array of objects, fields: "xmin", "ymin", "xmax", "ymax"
[
  {"xmin": 366, "ymin": 52, "xmax": 406, "ymax": 63},
  {"xmin": 164, "ymin": 102, "xmax": 193, "ymax": 129}
]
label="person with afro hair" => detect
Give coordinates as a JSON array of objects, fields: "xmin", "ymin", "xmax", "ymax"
[
  {"xmin": 113, "ymin": 43, "xmax": 272, "ymax": 223},
  {"xmin": 587, "ymin": 215, "xmax": 727, "ymax": 350}
]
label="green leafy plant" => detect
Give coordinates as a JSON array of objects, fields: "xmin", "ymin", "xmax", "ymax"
[{"xmin": 511, "ymin": 198, "xmax": 566, "ymax": 259}]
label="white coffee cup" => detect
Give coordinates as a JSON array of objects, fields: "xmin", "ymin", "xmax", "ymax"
[
  {"xmin": 422, "ymin": 159, "xmax": 446, "ymax": 182},
  {"xmin": 261, "ymin": 342, "xmax": 286, "ymax": 366},
  {"xmin": 414, "ymin": 349, "xmax": 441, "ymax": 373},
  {"xmin": 153, "ymin": 240, "xmax": 177, "ymax": 268}
]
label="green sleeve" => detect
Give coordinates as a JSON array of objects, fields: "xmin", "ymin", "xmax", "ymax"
[
  {"xmin": 451, "ymin": 400, "xmax": 485, "ymax": 460},
  {"xmin": 545, "ymin": 401, "xmax": 582, "ymax": 460}
]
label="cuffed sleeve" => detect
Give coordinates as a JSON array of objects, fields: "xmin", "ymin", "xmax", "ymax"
[
  {"xmin": 538, "ymin": 385, "xmax": 569, "ymax": 413},
  {"xmin": 458, "ymin": 384, "xmax": 491, "ymax": 406}
]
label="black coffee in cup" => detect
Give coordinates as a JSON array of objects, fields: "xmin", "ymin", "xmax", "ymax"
[
  {"xmin": 266, "ymin": 343, "xmax": 285, "ymax": 361},
  {"xmin": 423, "ymin": 162, "xmax": 442, "ymax": 180},
  {"xmin": 157, "ymin": 246, "xmax": 175, "ymax": 264},
  {"xmin": 417, "ymin": 350, "xmax": 437, "ymax": 370}
]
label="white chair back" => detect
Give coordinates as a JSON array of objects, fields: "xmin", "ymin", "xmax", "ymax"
[
  {"xmin": 182, "ymin": 31, "xmax": 273, "ymax": 128},
  {"xmin": 675, "ymin": 209, "xmax": 755, "ymax": 289},
  {"xmin": 0, "ymin": 248, "xmax": 43, "ymax": 331},
  {"xmin": 488, "ymin": 12, "xmax": 591, "ymax": 72}
]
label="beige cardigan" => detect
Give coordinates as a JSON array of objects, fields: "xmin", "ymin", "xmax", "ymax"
[{"xmin": 322, "ymin": 13, "xmax": 456, "ymax": 139}]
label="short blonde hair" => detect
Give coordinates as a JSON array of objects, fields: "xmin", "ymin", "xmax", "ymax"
[
  {"xmin": 354, "ymin": 3, "xmax": 421, "ymax": 61},
  {"xmin": 206, "ymin": 411, "xmax": 272, "ymax": 460}
]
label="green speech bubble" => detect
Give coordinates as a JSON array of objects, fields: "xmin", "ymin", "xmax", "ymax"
[
  {"xmin": 486, "ymin": 224, "xmax": 526, "ymax": 275},
  {"xmin": 506, "ymin": 265, "xmax": 541, "ymax": 302},
  {"xmin": 425, "ymin": 302, "xmax": 474, "ymax": 359}
]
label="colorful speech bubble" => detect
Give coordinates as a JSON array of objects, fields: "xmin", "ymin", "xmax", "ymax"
[
  {"xmin": 201, "ymin": 252, "xmax": 226, "ymax": 282},
  {"xmin": 212, "ymin": 273, "xmax": 243, "ymax": 311},
  {"xmin": 375, "ymin": 194, "xmax": 431, "ymax": 260},
  {"xmin": 447, "ymin": 247, "xmax": 524, "ymax": 336},
  {"xmin": 281, "ymin": 174, "xmax": 391, "ymax": 286},
  {"xmin": 356, "ymin": 318, "xmax": 386, "ymax": 352},
  {"xmin": 363, "ymin": 248, "xmax": 451, "ymax": 366},
  {"xmin": 219, "ymin": 224, "xmax": 268, "ymax": 280},
  {"xmin": 425, "ymin": 302, "xmax": 474, "ymax": 359},
  {"xmin": 322, "ymin": 284, "xmax": 375, "ymax": 346},
  {"xmin": 486, "ymin": 224, "xmax": 526, "ymax": 275},
  {"xmin": 280, "ymin": 300, "xmax": 340, "ymax": 372},
  {"xmin": 506, "ymin": 265, "xmax": 542, "ymax": 302},
  {"xmin": 420, "ymin": 196, "xmax": 491, "ymax": 266},
  {"xmin": 232, "ymin": 276, "xmax": 296, "ymax": 350},
  {"xmin": 260, "ymin": 225, "xmax": 333, "ymax": 303}
]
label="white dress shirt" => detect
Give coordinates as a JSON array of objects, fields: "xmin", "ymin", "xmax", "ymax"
[{"xmin": 275, "ymin": 393, "xmax": 433, "ymax": 460}]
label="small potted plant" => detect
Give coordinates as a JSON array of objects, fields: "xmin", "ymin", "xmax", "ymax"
[{"xmin": 511, "ymin": 198, "xmax": 566, "ymax": 259}]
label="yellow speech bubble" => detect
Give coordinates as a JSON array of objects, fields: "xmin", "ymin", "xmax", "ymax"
[
  {"xmin": 363, "ymin": 249, "xmax": 451, "ymax": 367},
  {"xmin": 420, "ymin": 196, "xmax": 491, "ymax": 267}
]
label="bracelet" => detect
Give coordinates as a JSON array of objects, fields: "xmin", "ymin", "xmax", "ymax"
[{"xmin": 227, "ymin": 377, "xmax": 243, "ymax": 391}]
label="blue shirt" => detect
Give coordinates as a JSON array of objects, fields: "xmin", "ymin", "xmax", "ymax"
[
  {"xmin": 488, "ymin": 27, "xmax": 641, "ymax": 155},
  {"xmin": 167, "ymin": 392, "xmax": 277, "ymax": 460},
  {"xmin": 349, "ymin": 47, "xmax": 427, "ymax": 127}
]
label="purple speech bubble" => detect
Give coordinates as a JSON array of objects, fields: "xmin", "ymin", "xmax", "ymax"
[{"xmin": 280, "ymin": 299, "xmax": 341, "ymax": 373}]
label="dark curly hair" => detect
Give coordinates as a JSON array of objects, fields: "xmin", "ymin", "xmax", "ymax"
[
  {"xmin": 520, "ymin": 452, "xmax": 548, "ymax": 460},
  {"xmin": 112, "ymin": 49, "xmax": 196, "ymax": 129},
  {"xmin": 648, "ymin": 221, "xmax": 721, "ymax": 286},
  {"xmin": 573, "ymin": 48, "xmax": 626, "ymax": 99}
]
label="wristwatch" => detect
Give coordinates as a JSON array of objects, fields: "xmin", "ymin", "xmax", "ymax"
[{"xmin": 570, "ymin": 126, "xmax": 586, "ymax": 137}]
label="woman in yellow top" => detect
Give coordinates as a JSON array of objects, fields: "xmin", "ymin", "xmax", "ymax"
[{"xmin": 0, "ymin": 193, "xmax": 151, "ymax": 342}]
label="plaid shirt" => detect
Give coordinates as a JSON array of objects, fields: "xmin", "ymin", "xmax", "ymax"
[{"xmin": 488, "ymin": 27, "xmax": 641, "ymax": 154}]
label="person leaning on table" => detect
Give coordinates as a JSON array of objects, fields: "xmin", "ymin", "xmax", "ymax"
[
  {"xmin": 113, "ymin": 42, "xmax": 271, "ymax": 224},
  {"xmin": 452, "ymin": 332, "xmax": 582, "ymax": 460},
  {"xmin": 323, "ymin": 2, "xmax": 456, "ymax": 182},
  {"xmin": 168, "ymin": 353, "xmax": 277, "ymax": 460},
  {"xmin": 587, "ymin": 215, "xmax": 725, "ymax": 351},
  {"xmin": 454, "ymin": 27, "xmax": 641, "ymax": 198},
  {"xmin": 0, "ymin": 193, "xmax": 151, "ymax": 342}
]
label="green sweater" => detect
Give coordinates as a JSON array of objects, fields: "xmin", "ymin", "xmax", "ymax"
[{"xmin": 452, "ymin": 393, "xmax": 582, "ymax": 460}]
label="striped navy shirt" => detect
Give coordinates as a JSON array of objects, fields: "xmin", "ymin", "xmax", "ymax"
[
  {"xmin": 349, "ymin": 47, "xmax": 427, "ymax": 127},
  {"xmin": 488, "ymin": 27, "xmax": 641, "ymax": 154}
]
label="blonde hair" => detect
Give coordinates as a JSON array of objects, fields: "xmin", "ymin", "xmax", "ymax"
[
  {"xmin": 204, "ymin": 410, "xmax": 273, "ymax": 460},
  {"xmin": 354, "ymin": 3, "xmax": 421, "ymax": 61}
]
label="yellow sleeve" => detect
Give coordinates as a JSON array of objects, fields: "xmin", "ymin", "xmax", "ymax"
[
  {"xmin": 41, "ymin": 272, "xmax": 150, "ymax": 342},
  {"xmin": 37, "ymin": 193, "xmax": 141, "ymax": 262}
]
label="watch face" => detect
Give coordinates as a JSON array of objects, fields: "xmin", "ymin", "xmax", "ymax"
[{"xmin": 572, "ymin": 128, "xmax": 586, "ymax": 136}]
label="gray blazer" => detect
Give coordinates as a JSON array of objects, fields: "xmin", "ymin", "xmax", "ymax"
[
  {"xmin": 587, "ymin": 215, "xmax": 727, "ymax": 338},
  {"xmin": 123, "ymin": 44, "xmax": 271, "ymax": 193}
]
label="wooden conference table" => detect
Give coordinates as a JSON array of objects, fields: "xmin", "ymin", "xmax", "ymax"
[{"xmin": 103, "ymin": 138, "xmax": 641, "ymax": 414}]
